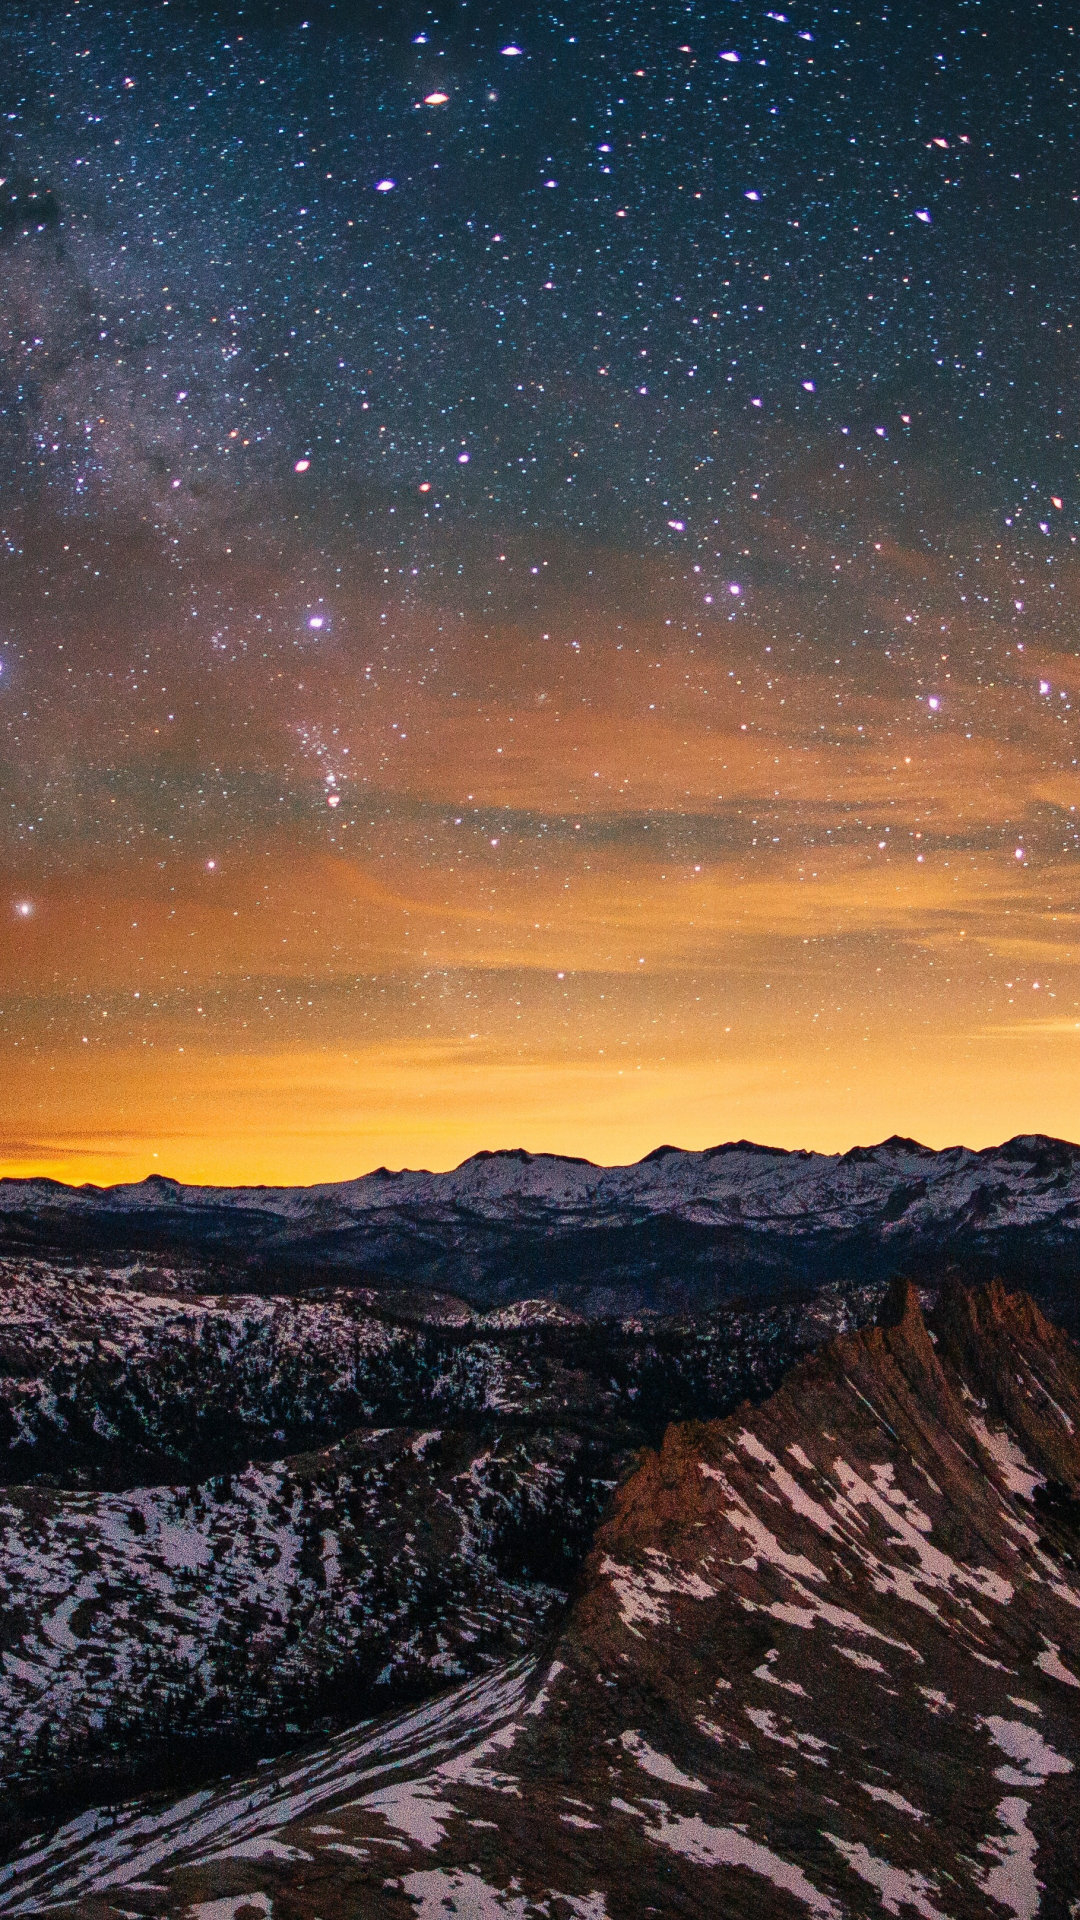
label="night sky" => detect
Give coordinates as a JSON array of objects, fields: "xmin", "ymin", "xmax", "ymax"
[{"xmin": 3, "ymin": 0, "xmax": 1079, "ymax": 1185}]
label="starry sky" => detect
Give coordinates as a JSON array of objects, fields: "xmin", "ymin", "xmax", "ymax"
[{"xmin": 3, "ymin": 0, "xmax": 1079, "ymax": 1186}]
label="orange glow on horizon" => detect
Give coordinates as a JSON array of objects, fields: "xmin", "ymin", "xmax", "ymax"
[
  {"xmin": 5, "ymin": 1018, "xmax": 1080, "ymax": 1191},
  {"xmin": 5, "ymin": 518, "xmax": 1080, "ymax": 1187}
]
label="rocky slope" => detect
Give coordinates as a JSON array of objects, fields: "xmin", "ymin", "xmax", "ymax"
[
  {"xmin": 0, "ymin": 1421, "xmax": 618, "ymax": 1811},
  {"xmin": 4, "ymin": 1136, "xmax": 1080, "ymax": 1325},
  {"xmin": 0, "ymin": 1258, "xmax": 882, "ymax": 1822},
  {"xmin": 4, "ymin": 1277, "xmax": 1078, "ymax": 1919},
  {"xmin": 0, "ymin": 1258, "xmax": 882, "ymax": 1489}
]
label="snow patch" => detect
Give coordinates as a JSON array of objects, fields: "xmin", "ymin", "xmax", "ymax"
[
  {"xmin": 185, "ymin": 1897, "xmax": 272, "ymax": 1920},
  {"xmin": 976, "ymin": 1796, "xmax": 1041, "ymax": 1920},
  {"xmin": 599, "ymin": 1554, "xmax": 715, "ymax": 1635},
  {"xmin": 191, "ymin": 1838, "xmax": 311, "ymax": 1866},
  {"xmin": 859, "ymin": 1782, "xmax": 926, "ymax": 1820},
  {"xmin": 355, "ymin": 1782, "xmax": 459, "ymax": 1851},
  {"xmin": 1034, "ymin": 1640, "xmax": 1080, "ymax": 1688},
  {"xmin": 734, "ymin": 1431, "xmax": 840, "ymax": 1537},
  {"xmin": 641, "ymin": 1807, "xmax": 841, "ymax": 1916},
  {"xmin": 968, "ymin": 1417, "xmax": 1045, "ymax": 1501},
  {"xmin": 525, "ymin": 1659, "xmax": 564, "ymax": 1716},
  {"xmin": 837, "ymin": 1647, "xmax": 886, "ymax": 1674},
  {"xmin": 979, "ymin": 1715, "xmax": 1073, "ymax": 1786},
  {"xmin": 745, "ymin": 1706, "xmax": 831, "ymax": 1763},
  {"xmin": 620, "ymin": 1730, "xmax": 707, "ymax": 1793},
  {"xmin": 402, "ymin": 1867, "xmax": 533, "ymax": 1918},
  {"xmin": 824, "ymin": 1834, "xmax": 945, "ymax": 1918},
  {"xmin": 832, "ymin": 1457, "xmax": 1014, "ymax": 1608}
]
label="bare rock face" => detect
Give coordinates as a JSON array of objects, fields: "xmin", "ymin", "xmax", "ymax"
[{"xmin": 5, "ymin": 1280, "xmax": 1078, "ymax": 1919}]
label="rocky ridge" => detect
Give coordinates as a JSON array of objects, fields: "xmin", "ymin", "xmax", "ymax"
[{"xmin": 3, "ymin": 1277, "xmax": 1078, "ymax": 1919}]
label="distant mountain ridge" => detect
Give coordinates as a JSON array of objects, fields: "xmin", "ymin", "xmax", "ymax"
[{"xmin": 3, "ymin": 1134, "xmax": 1080, "ymax": 1326}]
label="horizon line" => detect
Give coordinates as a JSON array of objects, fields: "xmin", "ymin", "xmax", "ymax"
[{"xmin": 2, "ymin": 1128, "xmax": 1078, "ymax": 1198}]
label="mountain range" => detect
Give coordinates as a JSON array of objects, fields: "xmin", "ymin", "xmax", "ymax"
[
  {"xmin": 4, "ymin": 1133, "xmax": 1080, "ymax": 1327},
  {"xmin": 2, "ymin": 1139, "xmax": 1080, "ymax": 1915}
]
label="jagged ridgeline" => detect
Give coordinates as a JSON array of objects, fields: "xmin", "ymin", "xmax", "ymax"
[
  {"xmin": 4, "ymin": 1134, "xmax": 1080, "ymax": 1329},
  {"xmin": 1, "ymin": 1277, "xmax": 1077, "ymax": 1919}
]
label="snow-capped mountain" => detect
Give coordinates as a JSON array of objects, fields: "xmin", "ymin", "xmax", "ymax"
[
  {"xmin": 5, "ymin": 1276, "xmax": 1077, "ymax": 1919},
  {"xmin": 4, "ymin": 1145, "xmax": 1080, "ymax": 1911},
  {"xmin": 3, "ymin": 1135, "xmax": 1080, "ymax": 1324}
]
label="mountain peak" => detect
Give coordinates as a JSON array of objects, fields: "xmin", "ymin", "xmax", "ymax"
[
  {"xmin": 875, "ymin": 1270, "xmax": 924, "ymax": 1331},
  {"xmin": 460, "ymin": 1146, "xmax": 597, "ymax": 1169}
]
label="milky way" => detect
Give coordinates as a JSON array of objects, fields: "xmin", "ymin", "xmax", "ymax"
[{"xmin": 2, "ymin": 1, "xmax": 1079, "ymax": 1183}]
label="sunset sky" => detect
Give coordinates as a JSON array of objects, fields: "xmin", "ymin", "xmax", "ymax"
[{"xmin": 3, "ymin": 1, "xmax": 1078, "ymax": 1186}]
